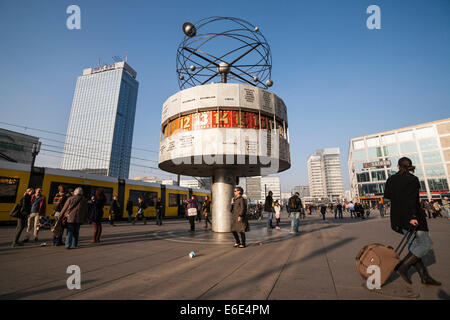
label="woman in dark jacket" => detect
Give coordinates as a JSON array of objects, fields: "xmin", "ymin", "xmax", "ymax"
[
  {"xmin": 109, "ymin": 195, "xmax": 120, "ymax": 226},
  {"xmin": 384, "ymin": 157, "xmax": 440, "ymax": 286},
  {"xmin": 12, "ymin": 188, "xmax": 33, "ymax": 247},
  {"xmin": 231, "ymin": 187, "xmax": 249, "ymax": 248},
  {"xmin": 202, "ymin": 196, "xmax": 212, "ymax": 229},
  {"xmin": 90, "ymin": 189, "xmax": 106, "ymax": 243}
]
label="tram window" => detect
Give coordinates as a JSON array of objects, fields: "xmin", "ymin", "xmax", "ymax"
[
  {"xmin": 48, "ymin": 182, "xmax": 113, "ymax": 205},
  {"xmin": 169, "ymin": 193, "xmax": 178, "ymax": 207},
  {"xmin": 129, "ymin": 190, "xmax": 157, "ymax": 207},
  {"xmin": 179, "ymin": 194, "xmax": 187, "ymax": 205},
  {"xmin": 0, "ymin": 177, "xmax": 19, "ymax": 203}
]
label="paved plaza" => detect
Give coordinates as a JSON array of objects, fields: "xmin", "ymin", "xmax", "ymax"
[{"xmin": 0, "ymin": 211, "xmax": 449, "ymax": 300}]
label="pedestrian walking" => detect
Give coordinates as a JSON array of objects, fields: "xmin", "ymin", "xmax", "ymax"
[
  {"xmin": 424, "ymin": 200, "xmax": 433, "ymax": 218},
  {"xmin": 363, "ymin": 202, "xmax": 371, "ymax": 218},
  {"xmin": 274, "ymin": 200, "xmax": 281, "ymax": 230},
  {"xmin": 52, "ymin": 185, "xmax": 68, "ymax": 246},
  {"xmin": 11, "ymin": 188, "xmax": 33, "ymax": 247},
  {"xmin": 334, "ymin": 203, "xmax": 338, "ymax": 219},
  {"xmin": 384, "ymin": 157, "xmax": 441, "ymax": 286},
  {"xmin": 109, "ymin": 194, "xmax": 120, "ymax": 226},
  {"xmin": 61, "ymin": 187, "xmax": 89, "ymax": 249},
  {"xmin": 90, "ymin": 189, "xmax": 106, "ymax": 243},
  {"xmin": 202, "ymin": 196, "xmax": 212, "ymax": 229},
  {"xmin": 433, "ymin": 201, "xmax": 443, "ymax": 218},
  {"xmin": 348, "ymin": 201, "xmax": 355, "ymax": 218},
  {"xmin": 442, "ymin": 197, "xmax": 450, "ymax": 219},
  {"xmin": 320, "ymin": 203, "xmax": 327, "ymax": 220},
  {"xmin": 287, "ymin": 192, "xmax": 302, "ymax": 234},
  {"xmin": 231, "ymin": 187, "xmax": 249, "ymax": 248},
  {"xmin": 186, "ymin": 195, "xmax": 198, "ymax": 232},
  {"xmin": 126, "ymin": 199, "xmax": 133, "ymax": 222},
  {"xmin": 337, "ymin": 202, "xmax": 343, "ymax": 219},
  {"xmin": 25, "ymin": 187, "xmax": 46, "ymax": 242},
  {"xmin": 133, "ymin": 196, "xmax": 147, "ymax": 225},
  {"xmin": 377, "ymin": 202, "xmax": 385, "ymax": 218},
  {"xmin": 155, "ymin": 197, "xmax": 163, "ymax": 226},
  {"xmin": 264, "ymin": 191, "xmax": 274, "ymax": 230}
]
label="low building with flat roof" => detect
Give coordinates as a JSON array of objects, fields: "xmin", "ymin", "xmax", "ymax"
[{"xmin": 348, "ymin": 118, "xmax": 450, "ymax": 205}]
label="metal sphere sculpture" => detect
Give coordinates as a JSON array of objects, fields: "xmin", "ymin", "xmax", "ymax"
[{"xmin": 177, "ymin": 17, "xmax": 273, "ymax": 90}]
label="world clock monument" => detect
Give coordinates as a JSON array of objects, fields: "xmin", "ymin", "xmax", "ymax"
[{"xmin": 158, "ymin": 17, "xmax": 291, "ymax": 232}]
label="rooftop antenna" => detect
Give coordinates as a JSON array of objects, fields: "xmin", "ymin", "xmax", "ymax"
[
  {"xmin": 98, "ymin": 57, "xmax": 101, "ymax": 67},
  {"xmin": 125, "ymin": 50, "xmax": 128, "ymax": 63}
]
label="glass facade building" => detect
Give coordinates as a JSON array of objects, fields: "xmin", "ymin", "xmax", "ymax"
[
  {"xmin": 348, "ymin": 118, "xmax": 450, "ymax": 204},
  {"xmin": 61, "ymin": 62, "xmax": 139, "ymax": 178}
]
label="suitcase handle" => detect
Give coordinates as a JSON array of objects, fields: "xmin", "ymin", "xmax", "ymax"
[{"xmin": 394, "ymin": 226, "xmax": 417, "ymax": 255}]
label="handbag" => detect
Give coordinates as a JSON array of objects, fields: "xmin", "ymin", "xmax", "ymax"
[
  {"xmin": 9, "ymin": 203, "xmax": 22, "ymax": 218},
  {"xmin": 187, "ymin": 208, "xmax": 197, "ymax": 216}
]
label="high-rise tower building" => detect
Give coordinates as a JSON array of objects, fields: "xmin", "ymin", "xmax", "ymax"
[
  {"xmin": 307, "ymin": 148, "xmax": 344, "ymax": 201},
  {"xmin": 61, "ymin": 61, "xmax": 139, "ymax": 178}
]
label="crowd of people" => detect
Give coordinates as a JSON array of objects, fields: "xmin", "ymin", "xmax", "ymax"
[
  {"xmin": 10, "ymin": 186, "xmax": 166, "ymax": 249},
  {"xmin": 10, "ymin": 180, "xmax": 449, "ymax": 252}
]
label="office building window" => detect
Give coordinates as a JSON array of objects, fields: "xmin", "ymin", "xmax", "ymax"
[
  {"xmin": 353, "ymin": 140, "xmax": 365, "ymax": 150},
  {"xmin": 371, "ymin": 170, "xmax": 386, "ymax": 182},
  {"xmin": 357, "ymin": 172, "xmax": 370, "ymax": 183},
  {"xmin": 366, "ymin": 137, "xmax": 380, "ymax": 147},
  {"xmin": 400, "ymin": 141, "xmax": 417, "ymax": 153},
  {"xmin": 424, "ymin": 164, "xmax": 445, "ymax": 177},
  {"xmin": 398, "ymin": 130, "xmax": 414, "ymax": 142},
  {"xmin": 383, "ymin": 144, "xmax": 398, "ymax": 156},
  {"xmin": 367, "ymin": 147, "xmax": 383, "ymax": 159},
  {"xmin": 381, "ymin": 134, "xmax": 396, "ymax": 145},
  {"xmin": 419, "ymin": 138, "xmax": 439, "ymax": 151},
  {"xmin": 427, "ymin": 179, "xmax": 449, "ymax": 192},
  {"xmin": 415, "ymin": 127, "xmax": 435, "ymax": 139},
  {"xmin": 353, "ymin": 150, "xmax": 366, "ymax": 161},
  {"xmin": 419, "ymin": 180, "xmax": 426, "ymax": 192},
  {"xmin": 422, "ymin": 151, "xmax": 442, "ymax": 164}
]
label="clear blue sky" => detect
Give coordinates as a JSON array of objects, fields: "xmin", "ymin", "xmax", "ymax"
[{"xmin": 0, "ymin": 0, "xmax": 449, "ymax": 192}]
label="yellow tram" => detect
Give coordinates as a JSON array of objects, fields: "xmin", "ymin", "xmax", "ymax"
[{"xmin": 0, "ymin": 161, "xmax": 211, "ymax": 222}]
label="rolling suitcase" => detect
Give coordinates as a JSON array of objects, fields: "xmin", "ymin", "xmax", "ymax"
[{"xmin": 355, "ymin": 228, "xmax": 416, "ymax": 286}]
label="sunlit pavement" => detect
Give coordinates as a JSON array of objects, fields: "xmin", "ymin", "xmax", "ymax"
[{"xmin": 0, "ymin": 210, "xmax": 448, "ymax": 300}]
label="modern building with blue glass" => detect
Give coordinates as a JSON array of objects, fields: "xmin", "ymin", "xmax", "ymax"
[
  {"xmin": 61, "ymin": 61, "xmax": 139, "ymax": 178},
  {"xmin": 348, "ymin": 118, "xmax": 450, "ymax": 205}
]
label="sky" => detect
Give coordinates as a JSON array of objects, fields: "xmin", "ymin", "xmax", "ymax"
[{"xmin": 0, "ymin": 0, "xmax": 449, "ymax": 192}]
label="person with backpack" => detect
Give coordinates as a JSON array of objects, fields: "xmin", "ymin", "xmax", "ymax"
[
  {"xmin": 11, "ymin": 188, "xmax": 34, "ymax": 247},
  {"xmin": 287, "ymin": 192, "xmax": 302, "ymax": 234},
  {"xmin": 384, "ymin": 157, "xmax": 441, "ymax": 286}
]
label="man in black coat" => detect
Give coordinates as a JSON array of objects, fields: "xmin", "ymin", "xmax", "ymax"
[
  {"xmin": 384, "ymin": 157, "xmax": 440, "ymax": 286},
  {"xmin": 12, "ymin": 188, "xmax": 33, "ymax": 247}
]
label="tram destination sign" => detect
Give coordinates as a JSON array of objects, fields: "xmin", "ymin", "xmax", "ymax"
[{"xmin": 363, "ymin": 160, "xmax": 391, "ymax": 168}]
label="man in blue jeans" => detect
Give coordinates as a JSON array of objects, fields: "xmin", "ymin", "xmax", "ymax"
[
  {"xmin": 287, "ymin": 192, "xmax": 303, "ymax": 234},
  {"xmin": 264, "ymin": 191, "xmax": 274, "ymax": 230},
  {"xmin": 60, "ymin": 187, "xmax": 88, "ymax": 249}
]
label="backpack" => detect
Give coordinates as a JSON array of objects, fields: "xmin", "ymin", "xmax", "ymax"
[{"xmin": 289, "ymin": 197, "xmax": 297, "ymax": 210}]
